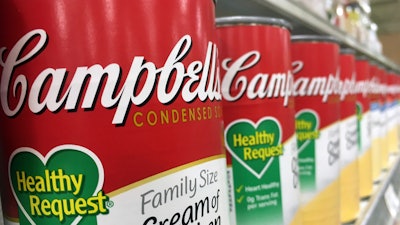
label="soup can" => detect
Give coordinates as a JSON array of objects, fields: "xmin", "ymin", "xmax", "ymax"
[
  {"xmin": 387, "ymin": 71, "xmax": 400, "ymax": 155},
  {"xmin": 396, "ymin": 74, "xmax": 400, "ymax": 150},
  {"xmin": 376, "ymin": 66, "xmax": 389, "ymax": 170},
  {"xmin": 291, "ymin": 35, "xmax": 341, "ymax": 225},
  {"xmin": 355, "ymin": 56, "xmax": 373, "ymax": 198},
  {"xmin": 338, "ymin": 49, "xmax": 359, "ymax": 223},
  {"xmin": 0, "ymin": 1, "xmax": 230, "ymax": 225},
  {"xmin": 216, "ymin": 16, "xmax": 301, "ymax": 225},
  {"xmin": 369, "ymin": 62, "xmax": 383, "ymax": 181}
]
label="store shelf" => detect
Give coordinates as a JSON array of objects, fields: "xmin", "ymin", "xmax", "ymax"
[
  {"xmin": 353, "ymin": 154, "xmax": 400, "ymax": 225},
  {"xmin": 215, "ymin": 0, "xmax": 400, "ymax": 71}
]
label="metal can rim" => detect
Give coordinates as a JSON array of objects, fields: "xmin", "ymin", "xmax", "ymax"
[
  {"xmin": 215, "ymin": 16, "xmax": 293, "ymax": 31},
  {"xmin": 356, "ymin": 55, "xmax": 369, "ymax": 61},
  {"xmin": 291, "ymin": 35, "xmax": 341, "ymax": 44},
  {"xmin": 340, "ymin": 48, "xmax": 356, "ymax": 55},
  {"xmin": 369, "ymin": 60, "xmax": 380, "ymax": 66}
]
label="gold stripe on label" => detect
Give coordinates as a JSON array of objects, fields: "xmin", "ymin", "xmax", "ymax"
[
  {"xmin": 286, "ymin": 134, "xmax": 297, "ymax": 144},
  {"xmin": 108, "ymin": 154, "xmax": 226, "ymax": 197},
  {"xmin": 319, "ymin": 120, "xmax": 340, "ymax": 132},
  {"xmin": 4, "ymin": 214, "xmax": 19, "ymax": 223}
]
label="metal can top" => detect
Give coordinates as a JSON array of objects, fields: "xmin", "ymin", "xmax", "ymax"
[
  {"xmin": 291, "ymin": 35, "xmax": 341, "ymax": 44},
  {"xmin": 369, "ymin": 60, "xmax": 380, "ymax": 67},
  {"xmin": 215, "ymin": 16, "xmax": 293, "ymax": 31},
  {"xmin": 355, "ymin": 55, "xmax": 370, "ymax": 61},
  {"xmin": 340, "ymin": 48, "xmax": 356, "ymax": 55}
]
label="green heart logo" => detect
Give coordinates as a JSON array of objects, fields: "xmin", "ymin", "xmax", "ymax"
[
  {"xmin": 9, "ymin": 145, "xmax": 108, "ymax": 225},
  {"xmin": 225, "ymin": 117, "xmax": 282, "ymax": 179},
  {"xmin": 295, "ymin": 109, "xmax": 320, "ymax": 154},
  {"xmin": 295, "ymin": 109, "xmax": 320, "ymax": 191}
]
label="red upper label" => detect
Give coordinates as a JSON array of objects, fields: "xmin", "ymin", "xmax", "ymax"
[
  {"xmin": 1, "ymin": 30, "xmax": 221, "ymax": 125},
  {"xmin": 291, "ymin": 41, "xmax": 341, "ymax": 128}
]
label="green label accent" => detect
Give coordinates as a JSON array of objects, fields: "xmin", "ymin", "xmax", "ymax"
[
  {"xmin": 9, "ymin": 145, "xmax": 109, "ymax": 225},
  {"xmin": 225, "ymin": 117, "xmax": 283, "ymax": 225},
  {"xmin": 295, "ymin": 110, "xmax": 319, "ymax": 192},
  {"xmin": 356, "ymin": 102, "xmax": 362, "ymax": 151}
]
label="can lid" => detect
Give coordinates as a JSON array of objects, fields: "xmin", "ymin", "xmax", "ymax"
[
  {"xmin": 340, "ymin": 48, "xmax": 356, "ymax": 55},
  {"xmin": 355, "ymin": 55, "xmax": 369, "ymax": 61},
  {"xmin": 215, "ymin": 16, "xmax": 293, "ymax": 31},
  {"xmin": 369, "ymin": 60, "xmax": 380, "ymax": 66},
  {"xmin": 291, "ymin": 35, "xmax": 341, "ymax": 44}
]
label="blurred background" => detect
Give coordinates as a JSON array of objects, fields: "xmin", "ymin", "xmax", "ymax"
[
  {"xmin": 216, "ymin": 0, "xmax": 400, "ymax": 69},
  {"xmin": 370, "ymin": 0, "xmax": 400, "ymax": 64}
]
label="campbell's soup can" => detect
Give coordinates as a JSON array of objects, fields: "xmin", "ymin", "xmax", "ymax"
[
  {"xmin": 291, "ymin": 35, "xmax": 341, "ymax": 225},
  {"xmin": 395, "ymin": 74, "xmax": 400, "ymax": 153},
  {"xmin": 338, "ymin": 49, "xmax": 359, "ymax": 223},
  {"xmin": 355, "ymin": 56, "xmax": 373, "ymax": 198},
  {"xmin": 378, "ymin": 66, "xmax": 389, "ymax": 170},
  {"xmin": 216, "ymin": 16, "xmax": 302, "ymax": 225},
  {"xmin": 396, "ymin": 74, "xmax": 400, "ymax": 147},
  {"xmin": 369, "ymin": 62, "xmax": 382, "ymax": 181},
  {"xmin": 0, "ymin": 1, "xmax": 230, "ymax": 225},
  {"xmin": 387, "ymin": 71, "xmax": 400, "ymax": 155}
]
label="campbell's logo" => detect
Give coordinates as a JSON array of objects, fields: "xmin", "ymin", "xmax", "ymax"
[
  {"xmin": 353, "ymin": 73, "xmax": 400, "ymax": 98},
  {"xmin": 220, "ymin": 50, "xmax": 293, "ymax": 106},
  {"xmin": 387, "ymin": 83, "xmax": 400, "ymax": 96},
  {"xmin": 369, "ymin": 76, "xmax": 384, "ymax": 95},
  {"xmin": 338, "ymin": 73, "xmax": 357, "ymax": 101},
  {"xmin": 0, "ymin": 29, "xmax": 221, "ymax": 125},
  {"xmin": 354, "ymin": 79, "xmax": 370, "ymax": 98},
  {"xmin": 292, "ymin": 60, "xmax": 340, "ymax": 102}
]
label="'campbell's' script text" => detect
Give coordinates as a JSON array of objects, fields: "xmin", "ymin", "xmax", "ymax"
[{"xmin": 0, "ymin": 29, "xmax": 221, "ymax": 125}]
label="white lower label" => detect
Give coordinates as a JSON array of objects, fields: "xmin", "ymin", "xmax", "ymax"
[
  {"xmin": 359, "ymin": 111, "xmax": 371, "ymax": 155},
  {"xmin": 340, "ymin": 116, "xmax": 358, "ymax": 169},
  {"xmin": 315, "ymin": 123, "xmax": 340, "ymax": 193},
  {"xmin": 97, "ymin": 157, "xmax": 230, "ymax": 225}
]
